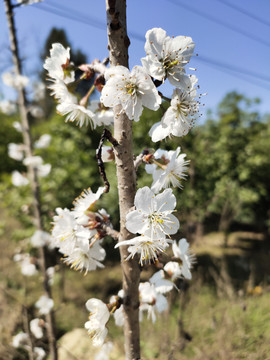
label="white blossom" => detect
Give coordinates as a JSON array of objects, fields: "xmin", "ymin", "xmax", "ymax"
[
  {"xmin": 35, "ymin": 295, "xmax": 54, "ymax": 315},
  {"xmin": 11, "ymin": 171, "xmax": 29, "ymax": 186},
  {"xmin": 89, "ymin": 100, "xmax": 114, "ymax": 126},
  {"xmin": 115, "ymin": 234, "xmax": 170, "ymax": 265},
  {"xmin": 30, "ymin": 106, "xmax": 44, "ymax": 119},
  {"xmin": 139, "ymin": 282, "xmax": 168, "ymax": 323},
  {"xmin": 172, "ymin": 238, "xmax": 195, "ymax": 280},
  {"xmin": 141, "ymin": 27, "xmax": 195, "ymax": 88},
  {"xmin": 62, "ymin": 240, "xmax": 106, "ymax": 274},
  {"xmin": 13, "ymin": 121, "xmax": 23, "ymax": 133},
  {"xmin": 31, "ymin": 230, "xmax": 51, "ymax": 248},
  {"xmin": 72, "ymin": 187, "xmax": 105, "ymax": 225},
  {"xmin": 101, "ymin": 65, "xmax": 161, "ymax": 122},
  {"xmin": 149, "ymin": 270, "xmax": 175, "ymax": 294},
  {"xmin": 30, "ymin": 318, "xmax": 43, "ymax": 339},
  {"xmin": 46, "ymin": 266, "xmax": 55, "ymax": 285},
  {"xmin": 0, "ymin": 100, "xmax": 16, "ymax": 115},
  {"xmin": 32, "ymin": 82, "xmax": 46, "ymax": 101},
  {"xmin": 2, "ymin": 72, "xmax": 29, "ymax": 89},
  {"xmin": 37, "ymin": 163, "xmax": 51, "ymax": 177},
  {"xmin": 125, "ymin": 186, "xmax": 179, "ymax": 239},
  {"xmin": 20, "ymin": 254, "xmax": 38, "ymax": 276},
  {"xmin": 43, "ymin": 43, "xmax": 74, "ymax": 83},
  {"xmin": 84, "ymin": 298, "xmax": 110, "ymax": 347},
  {"xmin": 34, "ymin": 134, "xmax": 51, "ymax": 149},
  {"xmin": 33, "ymin": 347, "xmax": 46, "ymax": 360},
  {"xmin": 164, "ymin": 261, "xmax": 182, "ymax": 281},
  {"xmin": 94, "ymin": 342, "xmax": 113, "ymax": 360},
  {"xmin": 12, "ymin": 332, "xmax": 29, "ymax": 348},
  {"xmin": 8, "ymin": 143, "xmax": 25, "ymax": 161},
  {"xmin": 23, "ymin": 155, "xmax": 43, "ymax": 167},
  {"xmin": 150, "ymin": 75, "xmax": 199, "ymax": 141},
  {"xmin": 96, "ymin": 146, "xmax": 114, "ymax": 163},
  {"xmin": 56, "ymin": 101, "xmax": 95, "ymax": 128},
  {"xmin": 145, "ymin": 147, "xmax": 189, "ymax": 193}
]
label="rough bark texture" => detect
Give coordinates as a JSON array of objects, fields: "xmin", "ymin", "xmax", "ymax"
[
  {"xmin": 105, "ymin": 1, "xmax": 141, "ymax": 359},
  {"xmin": 3, "ymin": 1, "xmax": 58, "ymax": 359}
]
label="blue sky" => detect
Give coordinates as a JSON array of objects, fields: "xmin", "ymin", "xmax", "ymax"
[{"xmin": 1, "ymin": 0, "xmax": 270, "ymax": 118}]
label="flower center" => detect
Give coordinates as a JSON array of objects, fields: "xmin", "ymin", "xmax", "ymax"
[{"xmin": 125, "ymin": 82, "xmax": 137, "ymax": 96}]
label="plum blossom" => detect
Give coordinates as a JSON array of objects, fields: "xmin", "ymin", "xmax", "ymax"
[
  {"xmin": 34, "ymin": 134, "xmax": 51, "ymax": 149},
  {"xmin": 72, "ymin": 187, "xmax": 105, "ymax": 225},
  {"xmin": 89, "ymin": 100, "xmax": 114, "ymax": 126},
  {"xmin": 33, "ymin": 347, "xmax": 46, "ymax": 360},
  {"xmin": 20, "ymin": 254, "xmax": 38, "ymax": 276},
  {"xmin": 12, "ymin": 332, "xmax": 29, "ymax": 348},
  {"xmin": 145, "ymin": 147, "xmax": 189, "ymax": 193},
  {"xmin": 172, "ymin": 238, "xmax": 196, "ymax": 280},
  {"xmin": 125, "ymin": 186, "xmax": 179, "ymax": 239},
  {"xmin": 96, "ymin": 146, "xmax": 114, "ymax": 163},
  {"xmin": 13, "ymin": 121, "xmax": 23, "ymax": 133},
  {"xmin": 94, "ymin": 342, "xmax": 113, "ymax": 360},
  {"xmin": 150, "ymin": 75, "xmax": 200, "ymax": 141},
  {"xmin": 35, "ymin": 295, "xmax": 54, "ymax": 315},
  {"xmin": 2, "ymin": 72, "xmax": 29, "ymax": 89},
  {"xmin": 141, "ymin": 27, "xmax": 195, "ymax": 88},
  {"xmin": 164, "ymin": 261, "xmax": 182, "ymax": 281},
  {"xmin": 31, "ymin": 230, "xmax": 52, "ymax": 248},
  {"xmin": 139, "ymin": 282, "xmax": 168, "ymax": 323},
  {"xmin": 115, "ymin": 234, "xmax": 169, "ymax": 265},
  {"xmin": 56, "ymin": 101, "xmax": 96, "ymax": 128},
  {"xmin": 84, "ymin": 298, "xmax": 110, "ymax": 347},
  {"xmin": 0, "ymin": 100, "xmax": 16, "ymax": 115},
  {"xmin": 8, "ymin": 143, "xmax": 25, "ymax": 161},
  {"xmin": 30, "ymin": 318, "xmax": 44, "ymax": 339},
  {"xmin": 100, "ymin": 65, "xmax": 161, "ymax": 122},
  {"xmin": 149, "ymin": 270, "xmax": 175, "ymax": 294},
  {"xmin": 43, "ymin": 43, "xmax": 74, "ymax": 83},
  {"xmin": 11, "ymin": 171, "xmax": 29, "ymax": 186}
]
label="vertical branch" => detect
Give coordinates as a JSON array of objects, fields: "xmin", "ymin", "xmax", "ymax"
[
  {"xmin": 105, "ymin": 1, "xmax": 141, "ymax": 359},
  {"xmin": 3, "ymin": 1, "xmax": 58, "ymax": 359}
]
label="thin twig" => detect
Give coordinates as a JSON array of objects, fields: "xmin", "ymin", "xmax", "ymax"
[
  {"xmin": 101, "ymin": 224, "xmax": 119, "ymax": 240},
  {"xmin": 96, "ymin": 128, "xmax": 119, "ymax": 193}
]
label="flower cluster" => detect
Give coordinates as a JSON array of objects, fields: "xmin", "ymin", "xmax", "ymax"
[
  {"xmin": 51, "ymin": 187, "xmax": 110, "ymax": 274},
  {"xmin": 44, "ymin": 43, "xmax": 113, "ymax": 128}
]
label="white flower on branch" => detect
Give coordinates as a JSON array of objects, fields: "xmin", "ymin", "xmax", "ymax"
[
  {"xmin": 139, "ymin": 282, "xmax": 168, "ymax": 323},
  {"xmin": 13, "ymin": 121, "xmax": 23, "ymax": 133},
  {"xmin": 33, "ymin": 347, "xmax": 46, "ymax": 360},
  {"xmin": 8, "ymin": 143, "xmax": 25, "ymax": 161},
  {"xmin": 43, "ymin": 43, "xmax": 74, "ymax": 84},
  {"xmin": 30, "ymin": 318, "xmax": 44, "ymax": 339},
  {"xmin": 149, "ymin": 270, "xmax": 175, "ymax": 294},
  {"xmin": 62, "ymin": 239, "xmax": 106, "ymax": 274},
  {"xmin": 23, "ymin": 155, "xmax": 43, "ymax": 167},
  {"xmin": 12, "ymin": 332, "xmax": 29, "ymax": 348},
  {"xmin": 163, "ymin": 261, "xmax": 182, "ymax": 281},
  {"xmin": 34, "ymin": 134, "xmax": 51, "ymax": 149},
  {"xmin": 0, "ymin": 100, "xmax": 16, "ymax": 115},
  {"xmin": 31, "ymin": 230, "xmax": 52, "ymax": 248},
  {"xmin": 89, "ymin": 100, "xmax": 114, "ymax": 126},
  {"xmin": 2, "ymin": 72, "xmax": 29, "ymax": 89},
  {"xmin": 11, "ymin": 171, "xmax": 29, "ymax": 186},
  {"xmin": 145, "ymin": 147, "xmax": 189, "ymax": 193},
  {"xmin": 29, "ymin": 106, "xmax": 44, "ymax": 119},
  {"xmin": 150, "ymin": 75, "xmax": 200, "ymax": 141},
  {"xmin": 96, "ymin": 145, "xmax": 114, "ymax": 163},
  {"xmin": 85, "ymin": 298, "xmax": 110, "ymax": 347},
  {"xmin": 172, "ymin": 238, "xmax": 196, "ymax": 280},
  {"xmin": 94, "ymin": 342, "xmax": 113, "ymax": 360},
  {"xmin": 141, "ymin": 27, "xmax": 195, "ymax": 88},
  {"xmin": 72, "ymin": 187, "xmax": 105, "ymax": 225},
  {"xmin": 115, "ymin": 234, "xmax": 170, "ymax": 265},
  {"xmin": 56, "ymin": 101, "xmax": 96, "ymax": 128},
  {"xmin": 20, "ymin": 254, "xmax": 38, "ymax": 276},
  {"xmin": 100, "ymin": 65, "xmax": 161, "ymax": 122},
  {"xmin": 125, "ymin": 186, "xmax": 179, "ymax": 239},
  {"xmin": 35, "ymin": 295, "xmax": 54, "ymax": 315}
]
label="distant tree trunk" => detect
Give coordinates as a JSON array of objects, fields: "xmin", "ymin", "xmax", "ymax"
[
  {"xmin": 4, "ymin": 1, "xmax": 58, "ymax": 358},
  {"xmin": 105, "ymin": 1, "xmax": 141, "ymax": 359}
]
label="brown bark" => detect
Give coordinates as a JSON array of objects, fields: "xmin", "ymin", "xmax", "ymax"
[
  {"xmin": 105, "ymin": 1, "xmax": 141, "ymax": 359},
  {"xmin": 3, "ymin": 1, "xmax": 57, "ymax": 359}
]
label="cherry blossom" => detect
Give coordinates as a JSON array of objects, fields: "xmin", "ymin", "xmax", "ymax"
[
  {"xmin": 125, "ymin": 186, "xmax": 179, "ymax": 239},
  {"xmin": 145, "ymin": 147, "xmax": 189, "ymax": 193},
  {"xmin": 141, "ymin": 27, "xmax": 195, "ymax": 88},
  {"xmin": 100, "ymin": 65, "xmax": 161, "ymax": 122},
  {"xmin": 150, "ymin": 75, "xmax": 199, "ymax": 141},
  {"xmin": 172, "ymin": 238, "xmax": 196, "ymax": 280}
]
